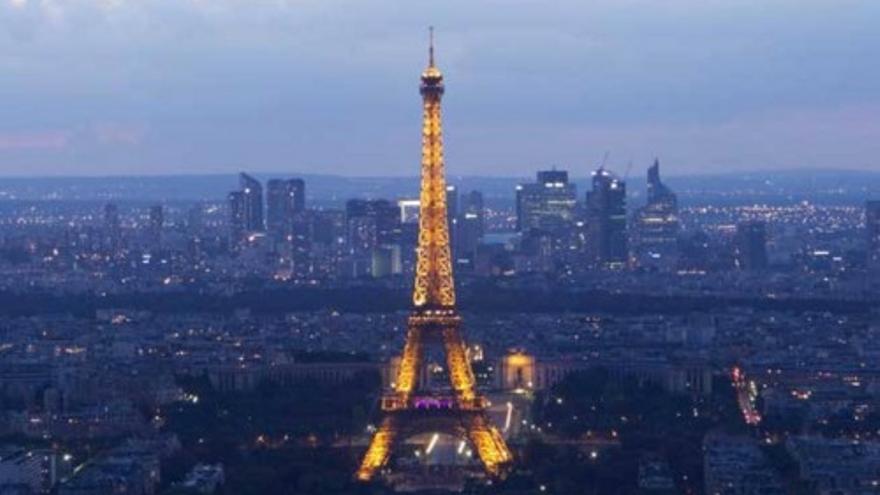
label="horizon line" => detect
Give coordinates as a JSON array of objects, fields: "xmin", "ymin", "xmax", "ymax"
[{"xmin": 0, "ymin": 166, "xmax": 878, "ymax": 181}]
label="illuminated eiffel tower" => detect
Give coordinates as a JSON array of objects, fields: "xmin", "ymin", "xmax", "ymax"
[{"xmin": 356, "ymin": 29, "xmax": 513, "ymax": 483}]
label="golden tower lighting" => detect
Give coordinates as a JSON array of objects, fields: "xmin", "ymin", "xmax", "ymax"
[{"xmin": 356, "ymin": 28, "xmax": 513, "ymax": 482}]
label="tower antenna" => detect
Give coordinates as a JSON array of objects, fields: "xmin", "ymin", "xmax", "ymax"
[{"xmin": 428, "ymin": 26, "xmax": 435, "ymax": 66}]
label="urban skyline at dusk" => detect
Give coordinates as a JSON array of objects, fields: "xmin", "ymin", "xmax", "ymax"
[
  {"xmin": 1, "ymin": 0, "xmax": 879, "ymax": 177},
  {"xmin": 2, "ymin": 3, "xmax": 880, "ymax": 495}
]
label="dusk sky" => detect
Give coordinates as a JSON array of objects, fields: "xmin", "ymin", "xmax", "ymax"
[{"xmin": 0, "ymin": 0, "xmax": 878, "ymax": 177}]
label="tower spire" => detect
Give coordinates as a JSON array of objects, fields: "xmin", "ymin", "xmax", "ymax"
[{"xmin": 428, "ymin": 26, "xmax": 435, "ymax": 67}]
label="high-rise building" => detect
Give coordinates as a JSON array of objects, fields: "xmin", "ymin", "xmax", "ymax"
[
  {"xmin": 228, "ymin": 173, "xmax": 264, "ymax": 243},
  {"xmin": 447, "ymin": 185, "xmax": 459, "ymax": 251},
  {"xmin": 735, "ymin": 221, "xmax": 768, "ymax": 271},
  {"xmin": 515, "ymin": 169, "xmax": 577, "ymax": 232},
  {"xmin": 371, "ymin": 245, "xmax": 402, "ymax": 278},
  {"xmin": 228, "ymin": 191, "xmax": 245, "ymax": 242},
  {"xmin": 305, "ymin": 209, "xmax": 345, "ymax": 279},
  {"xmin": 345, "ymin": 199, "xmax": 400, "ymax": 255},
  {"xmin": 455, "ymin": 190, "xmax": 485, "ymax": 263},
  {"xmin": 633, "ymin": 159, "xmax": 679, "ymax": 270},
  {"xmin": 446, "ymin": 185, "xmax": 458, "ymax": 226},
  {"xmin": 266, "ymin": 178, "xmax": 305, "ymax": 240},
  {"xmin": 586, "ymin": 167, "xmax": 628, "ymax": 267},
  {"xmin": 396, "ymin": 199, "xmax": 421, "ymax": 274},
  {"xmin": 397, "ymin": 199, "xmax": 421, "ymax": 225},
  {"xmin": 312, "ymin": 210, "xmax": 345, "ymax": 247},
  {"xmin": 866, "ymin": 201, "xmax": 880, "ymax": 270},
  {"xmin": 238, "ymin": 173, "xmax": 264, "ymax": 233}
]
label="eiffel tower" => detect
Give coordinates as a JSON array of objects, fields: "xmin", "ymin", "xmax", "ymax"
[{"xmin": 356, "ymin": 29, "xmax": 513, "ymax": 483}]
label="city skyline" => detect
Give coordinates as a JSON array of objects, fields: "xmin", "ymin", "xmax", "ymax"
[
  {"xmin": 1, "ymin": 1, "xmax": 879, "ymax": 177},
  {"xmin": 2, "ymin": 4, "xmax": 880, "ymax": 494}
]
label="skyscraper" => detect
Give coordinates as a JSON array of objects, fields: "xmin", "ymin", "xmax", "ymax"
[
  {"xmin": 735, "ymin": 221, "xmax": 768, "ymax": 271},
  {"xmin": 515, "ymin": 169, "xmax": 577, "ymax": 232},
  {"xmin": 866, "ymin": 201, "xmax": 880, "ymax": 270},
  {"xmin": 447, "ymin": 184, "xmax": 459, "ymax": 252},
  {"xmin": 446, "ymin": 184, "xmax": 458, "ymax": 226},
  {"xmin": 397, "ymin": 199, "xmax": 421, "ymax": 225},
  {"xmin": 310, "ymin": 209, "xmax": 346, "ymax": 278},
  {"xmin": 633, "ymin": 159, "xmax": 680, "ymax": 270},
  {"xmin": 227, "ymin": 191, "xmax": 246, "ymax": 243},
  {"xmin": 455, "ymin": 190, "xmax": 485, "ymax": 263},
  {"xmin": 266, "ymin": 178, "xmax": 305, "ymax": 240},
  {"xmin": 312, "ymin": 210, "xmax": 345, "ymax": 247},
  {"xmin": 228, "ymin": 173, "xmax": 264, "ymax": 244},
  {"xmin": 238, "ymin": 173, "xmax": 264, "ymax": 233},
  {"xmin": 586, "ymin": 167, "xmax": 628, "ymax": 267},
  {"xmin": 345, "ymin": 199, "xmax": 401, "ymax": 275},
  {"xmin": 345, "ymin": 199, "xmax": 400, "ymax": 254}
]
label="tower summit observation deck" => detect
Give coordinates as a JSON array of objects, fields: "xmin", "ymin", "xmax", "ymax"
[{"xmin": 356, "ymin": 29, "xmax": 513, "ymax": 484}]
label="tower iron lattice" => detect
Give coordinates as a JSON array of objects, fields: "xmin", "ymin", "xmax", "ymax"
[{"xmin": 356, "ymin": 29, "xmax": 513, "ymax": 483}]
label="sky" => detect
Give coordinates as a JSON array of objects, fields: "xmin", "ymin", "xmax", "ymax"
[{"xmin": 0, "ymin": 0, "xmax": 878, "ymax": 178}]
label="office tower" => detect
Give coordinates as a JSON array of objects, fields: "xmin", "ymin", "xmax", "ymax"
[
  {"xmin": 371, "ymin": 245, "xmax": 402, "ymax": 278},
  {"xmin": 446, "ymin": 184, "xmax": 458, "ymax": 225},
  {"xmin": 308, "ymin": 209, "xmax": 346, "ymax": 278},
  {"xmin": 228, "ymin": 191, "xmax": 246, "ymax": 243},
  {"xmin": 447, "ymin": 185, "xmax": 459, "ymax": 251},
  {"xmin": 456, "ymin": 190, "xmax": 485, "ymax": 262},
  {"xmin": 647, "ymin": 159, "xmax": 675, "ymax": 205},
  {"xmin": 238, "ymin": 173, "xmax": 264, "ymax": 232},
  {"xmin": 228, "ymin": 173, "xmax": 264, "ymax": 244},
  {"xmin": 266, "ymin": 178, "xmax": 305, "ymax": 240},
  {"xmin": 515, "ymin": 169, "xmax": 577, "ymax": 232},
  {"xmin": 358, "ymin": 32, "xmax": 512, "ymax": 483},
  {"xmin": 397, "ymin": 198, "xmax": 421, "ymax": 257},
  {"xmin": 868, "ymin": 201, "xmax": 880, "ymax": 270},
  {"xmin": 148, "ymin": 205, "xmax": 163, "ymax": 246},
  {"xmin": 311, "ymin": 210, "xmax": 345, "ymax": 247},
  {"xmin": 585, "ymin": 167, "xmax": 628, "ymax": 267},
  {"xmin": 345, "ymin": 199, "xmax": 400, "ymax": 255},
  {"xmin": 633, "ymin": 159, "xmax": 680, "ymax": 270},
  {"xmin": 735, "ymin": 221, "xmax": 768, "ymax": 271},
  {"xmin": 346, "ymin": 215, "xmax": 376, "ymax": 258},
  {"xmin": 397, "ymin": 199, "xmax": 421, "ymax": 225}
]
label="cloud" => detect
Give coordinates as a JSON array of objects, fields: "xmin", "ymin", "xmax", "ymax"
[
  {"xmin": 93, "ymin": 122, "xmax": 146, "ymax": 145},
  {"xmin": 0, "ymin": 130, "xmax": 70, "ymax": 150},
  {"xmin": 0, "ymin": 0, "xmax": 878, "ymax": 175}
]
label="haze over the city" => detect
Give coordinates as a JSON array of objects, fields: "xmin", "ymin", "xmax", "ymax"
[{"xmin": 1, "ymin": 0, "xmax": 879, "ymax": 177}]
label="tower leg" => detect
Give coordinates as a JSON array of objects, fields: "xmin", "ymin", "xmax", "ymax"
[
  {"xmin": 357, "ymin": 416, "xmax": 398, "ymax": 481},
  {"xmin": 395, "ymin": 326, "xmax": 423, "ymax": 396},
  {"xmin": 442, "ymin": 326, "xmax": 476, "ymax": 402},
  {"xmin": 465, "ymin": 414, "xmax": 513, "ymax": 477}
]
